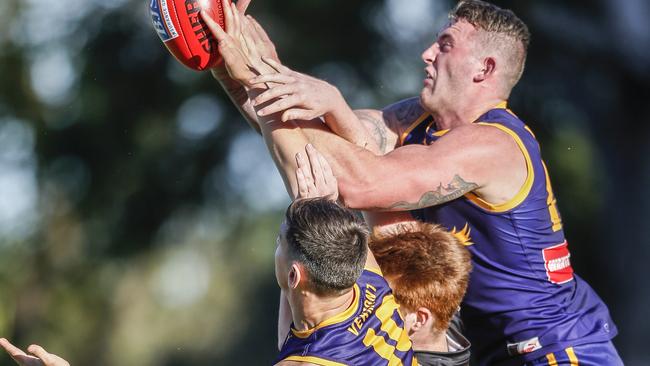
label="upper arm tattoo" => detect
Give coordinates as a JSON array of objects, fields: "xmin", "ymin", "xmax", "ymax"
[
  {"xmin": 387, "ymin": 174, "xmax": 478, "ymax": 210},
  {"xmin": 353, "ymin": 110, "xmax": 389, "ymax": 154},
  {"xmin": 383, "ymin": 98, "xmax": 425, "ymax": 146}
]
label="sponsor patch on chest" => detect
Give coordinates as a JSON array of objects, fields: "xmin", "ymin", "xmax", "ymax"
[{"xmin": 543, "ymin": 241, "xmax": 574, "ymax": 284}]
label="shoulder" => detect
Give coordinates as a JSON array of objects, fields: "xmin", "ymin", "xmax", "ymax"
[
  {"xmin": 382, "ymin": 97, "xmax": 426, "ymax": 129},
  {"xmin": 438, "ymin": 123, "xmax": 521, "ymax": 155},
  {"xmin": 422, "ymin": 123, "xmax": 526, "ymax": 182},
  {"xmin": 359, "ymin": 266, "xmax": 388, "ymax": 288},
  {"xmin": 382, "ymin": 97, "xmax": 425, "ymax": 119}
]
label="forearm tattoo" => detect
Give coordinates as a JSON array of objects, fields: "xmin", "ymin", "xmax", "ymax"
[{"xmin": 387, "ymin": 174, "xmax": 478, "ymax": 210}]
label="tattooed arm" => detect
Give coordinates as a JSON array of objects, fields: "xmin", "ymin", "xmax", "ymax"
[
  {"xmin": 323, "ymin": 97, "xmax": 425, "ymax": 155},
  {"xmin": 250, "ymin": 60, "xmax": 426, "ymax": 155},
  {"xmin": 296, "ymin": 121, "xmax": 526, "ymax": 211},
  {"xmin": 212, "ymin": 71, "xmax": 522, "ymax": 212},
  {"xmin": 377, "ymin": 97, "xmax": 427, "ymax": 150},
  {"xmin": 351, "ymin": 99, "xmax": 426, "ymax": 226}
]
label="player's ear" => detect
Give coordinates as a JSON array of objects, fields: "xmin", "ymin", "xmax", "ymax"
[
  {"xmin": 288, "ymin": 263, "xmax": 302, "ymax": 290},
  {"xmin": 414, "ymin": 307, "xmax": 433, "ymax": 330},
  {"xmin": 473, "ymin": 56, "xmax": 496, "ymax": 83}
]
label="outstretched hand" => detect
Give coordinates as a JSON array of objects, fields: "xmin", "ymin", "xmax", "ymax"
[
  {"xmin": 248, "ymin": 57, "xmax": 347, "ymax": 123},
  {"xmin": 244, "ymin": 15, "xmax": 280, "ymax": 64},
  {"xmin": 0, "ymin": 339, "xmax": 70, "ymax": 366},
  {"xmin": 203, "ymin": 0, "xmax": 278, "ymax": 86},
  {"xmin": 295, "ymin": 144, "xmax": 338, "ymax": 201}
]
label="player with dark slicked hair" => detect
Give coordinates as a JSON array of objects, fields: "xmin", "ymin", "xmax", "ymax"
[{"xmin": 271, "ymin": 146, "xmax": 417, "ymax": 366}]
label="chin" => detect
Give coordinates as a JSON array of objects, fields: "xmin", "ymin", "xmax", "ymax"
[{"xmin": 419, "ymin": 91, "xmax": 436, "ymax": 113}]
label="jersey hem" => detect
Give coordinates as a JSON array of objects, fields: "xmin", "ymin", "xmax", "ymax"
[{"xmin": 282, "ymin": 355, "xmax": 347, "ymax": 366}]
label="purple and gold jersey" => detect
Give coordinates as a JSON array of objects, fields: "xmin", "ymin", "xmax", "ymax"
[
  {"xmin": 402, "ymin": 103, "xmax": 617, "ymax": 365},
  {"xmin": 275, "ymin": 268, "xmax": 418, "ymax": 366}
]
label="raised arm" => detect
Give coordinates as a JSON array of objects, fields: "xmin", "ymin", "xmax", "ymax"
[
  {"xmin": 210, "ymin": 8, "xmax": 423, "ymax": 156},
  {"xmin": 202, "ymin": 2, "xmax": 311, "ymax": 197},
  {"xmin": 251, "ymin": 61, "xmax": 425, "ymax": 155},
  {"xmin": 203, "ymin": 5, "xmax": 523, "ymax": 213},
  {"xmin": 245, "ymin": 60, "xmax": 527, "ymax": 211},
  {"xmin": 206, "ymin": 0, "xmax": 265, "ymax": 133}
]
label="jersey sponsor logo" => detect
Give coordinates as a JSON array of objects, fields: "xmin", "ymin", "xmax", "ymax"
[
  {"xmin": 150, "ymin": 0, "xmax": 178, "ymax": 42},
  {"xmin": 507, "ymin": 336, "xmax": 542, "ymax": 356},
  {"xmin": 543, "ymin": 241, "xmax": 574, "ymax": 284}
]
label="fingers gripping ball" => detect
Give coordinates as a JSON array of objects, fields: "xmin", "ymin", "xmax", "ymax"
[{"xmin": 149, "ymin": 0, "xmax": 228, "ymax": 70}]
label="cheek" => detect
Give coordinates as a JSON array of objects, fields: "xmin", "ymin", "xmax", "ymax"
[
  {"xmin": 274, "ymin": 248, "xmax": 286, "ymax": 288},
  {"xmin": 400, "ymin": 310, "xmax": 416, "ymax": 332},
  {"xmin": 442, "ymin": 54, "xmax": 472, "ymax": 80}
]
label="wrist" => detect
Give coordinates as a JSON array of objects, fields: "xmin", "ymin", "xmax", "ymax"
[
  {"xmin": 325, "ymin": 89, "xmax": 355, "ymax": 126},
  {"xmin": 210, "ymin": 66, "xmax": 230, "ymax": 81}
]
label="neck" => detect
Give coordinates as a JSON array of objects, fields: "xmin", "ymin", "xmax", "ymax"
[
  {"xmin": 432, "ymin": 96, "xmax": 505, "ymax": 130},
  {"xmin": 289, "ymin": 287, "xmax": 355, "ymax": 331},
  {"xmin": 413, "ymin": 330, "xmax": 449, "ymax": 353}
]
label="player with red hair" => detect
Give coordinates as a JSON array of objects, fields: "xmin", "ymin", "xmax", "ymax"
[{"xmin": 370, "ymin": 223, "xmax": 472, "ymax": 366}]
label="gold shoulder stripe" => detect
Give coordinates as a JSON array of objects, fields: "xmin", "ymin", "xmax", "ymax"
[
  {"xmin": 291, "ymin": 284, "xmax": 360, "ymax": 339},
  {"xmin": 524, "ymin": 125, "xmax": 536, "ymax": 138},
  {"xmin": 282, "ymin": 355, "xmax": 347, "ymax": 366},
  {"xmin": 364, "ymin": 266, "xmax": 383, "ymax": 276},
  {"xmin": 424, "ymin": 118, "xmax": 449, "ymax": 139},
  {"xmin": 494, "ymin": 101, "xmax": 520, "ymax": 119},
  {"xmin": 464, "ymin": 122, "xmax": 535, "ymax": 213},
  {"xmin": 542, "ymin": 162, "xmax": 563, "ymax": 232},
  {"xmin": 399, "ymin": 112, "xmax": 430, "ymax": 146},
  {"xmin": 431, "ymin": 128, "xmax": 449, "ymax": 137}
]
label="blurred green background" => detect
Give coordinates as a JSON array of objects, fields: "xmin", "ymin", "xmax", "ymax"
[{"xmin": 0, "ymin": 0, "xmax": 648, "ymax": 365}]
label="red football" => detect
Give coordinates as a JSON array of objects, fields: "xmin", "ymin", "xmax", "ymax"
[{"xmin": 149, "ymin": 0, "xmax": 228, "ymax": 71}]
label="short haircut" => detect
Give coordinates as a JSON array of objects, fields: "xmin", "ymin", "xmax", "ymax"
[
  {"xmin": 451, "ymin": 0, "xmax": 531, "ymax": 95},
  {"xmin": 284, "ymin": 198, "xmax": 369, "ymax": 296},
  {"xmin": 370, "ymin": 222, "xmax": 472, "ymax": 333}
]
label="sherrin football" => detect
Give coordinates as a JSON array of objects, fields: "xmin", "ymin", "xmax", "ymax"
[{"xmin": 149, "ymin": 0, "xmax": 227, "ymax": 70}]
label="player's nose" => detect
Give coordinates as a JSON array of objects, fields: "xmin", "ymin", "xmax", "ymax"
[{"xmin": 421, "ymin": 42, "xmax": 440, "ymax": 65}]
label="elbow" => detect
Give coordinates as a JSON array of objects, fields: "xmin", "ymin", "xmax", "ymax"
[{"xmin": 337, "ymin": 175, "xmax": 377, "ymax": 210}]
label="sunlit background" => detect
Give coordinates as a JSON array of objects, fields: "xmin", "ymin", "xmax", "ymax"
[{"xmin": 0, "ymin": 0, "xmax": 648, "ymax": 365}]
